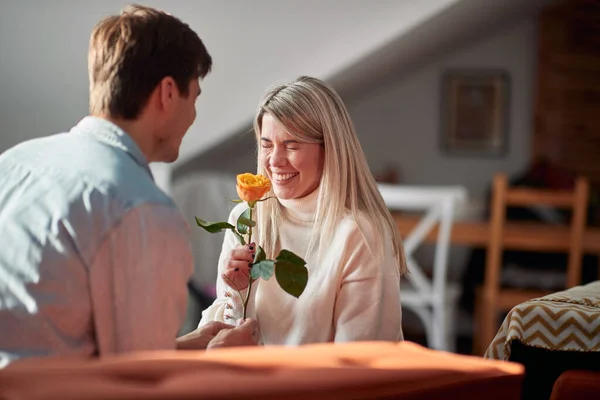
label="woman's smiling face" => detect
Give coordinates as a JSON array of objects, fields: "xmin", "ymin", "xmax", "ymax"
[{"xmin": 259, "ymin": 113, "xmax": 324, "ymax": 200}]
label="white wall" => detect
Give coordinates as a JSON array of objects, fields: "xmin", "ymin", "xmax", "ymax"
[
  {"xmin": 347, "ymin": 18, "xmax": 537, "ymax": 198},
  {"xmin": 150, "ymin": 163, "xmax": 173, "ymax": 195},
  {"xmin": 336, "ymin": 18, "xmax": 537, "ymax": 287},
  {"xmin": 0, "ymin": 0, "xmax": 459, "ymax": 161},
  {"xmin": 175, "ymin": 17, "xmax": 538, "ymax": 202}
]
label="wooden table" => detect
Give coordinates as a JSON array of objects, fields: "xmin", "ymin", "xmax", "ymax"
[{"xmin": 392, "ymin": 214, "xmax": 600, "ymax": 253}]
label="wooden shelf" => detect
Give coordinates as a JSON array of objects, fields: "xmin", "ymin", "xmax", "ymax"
[{"xmin": 393, "ymin": 214, "xmax": 600, "ymax": 253}]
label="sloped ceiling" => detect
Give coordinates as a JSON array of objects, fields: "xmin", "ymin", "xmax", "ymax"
[
  {"xmin": 175, "ymin": 0, "xmax": 462, "ymax": 166},
  {"xmin": 0, "ymin": 0, "xmax": 456, "ymax": 164},
  {"xmin": 0, "ymin": 0, "xmax": 556, "ymax": 176},
  {"xmin": 173, "ymin": 0, "xmax": 557, "ymax": 178}
]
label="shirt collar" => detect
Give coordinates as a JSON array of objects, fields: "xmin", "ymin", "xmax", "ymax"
[{"xmin": 71, "ymin": 116, "xmax": 153, "ymax": 180}]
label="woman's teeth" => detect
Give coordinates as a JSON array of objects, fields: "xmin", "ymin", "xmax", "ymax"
[{"xmin": 274, "ymin": 173, "xmax": 298, "ymax": 182}]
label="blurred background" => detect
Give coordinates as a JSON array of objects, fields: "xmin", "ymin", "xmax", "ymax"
[{"xmin": 2, "ymin": 0, "xmax": 598, "ymax": 355}]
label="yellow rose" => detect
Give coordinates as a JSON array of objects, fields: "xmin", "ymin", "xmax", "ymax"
[{"xmin": 236, "ymin": 173, "xmax": 271, "ymax": 204}]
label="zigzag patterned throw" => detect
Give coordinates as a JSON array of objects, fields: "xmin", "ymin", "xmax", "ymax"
[{"xmin": 485, "ymin": 281, "xmax": 600, "ymax": 360}]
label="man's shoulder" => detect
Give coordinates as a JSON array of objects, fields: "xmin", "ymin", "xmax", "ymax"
[
  {"xmin": 0, "ymin": 131, "xmax": 177, "ymax": 255},
  {"xmin": 0, "ymin": 132, "xmax": 70, "ymax": 162},
  {"xmin": 2, "ymin": 131, "xmax": 172, "ymax": 209}
]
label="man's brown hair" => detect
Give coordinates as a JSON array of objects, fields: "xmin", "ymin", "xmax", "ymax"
[{"xmin": 88, "ymin": 4, "xmax": 212, "ymax": 119}]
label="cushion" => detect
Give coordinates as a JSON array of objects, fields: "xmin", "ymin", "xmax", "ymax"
[
  {"xmin": 550, "ymin": 370, "xmax": 600, "ymax": 400},
  {"xmin": 486, "ymin": 280, "xmax": 600, "ymax": 360}
]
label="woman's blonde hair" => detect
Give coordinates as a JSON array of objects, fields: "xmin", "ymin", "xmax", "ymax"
[{"xmin": 253, "ymin": 76, "xmax": 407, "ymax": 275}]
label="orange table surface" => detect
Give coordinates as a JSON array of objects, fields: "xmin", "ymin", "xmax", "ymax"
[{"xmin": 0, "ymin": 341, "xmax": 524, "ymax": 400}]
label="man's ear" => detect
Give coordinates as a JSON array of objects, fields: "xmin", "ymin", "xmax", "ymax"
[{"xmin": 158, "ymin": 76, "xmax": 178, "ymax": 112}]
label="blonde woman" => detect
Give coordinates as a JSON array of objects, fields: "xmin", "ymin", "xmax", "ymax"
[{"xmin": 199, "ymin": 76, "xmax": 407, "ymax": 344}]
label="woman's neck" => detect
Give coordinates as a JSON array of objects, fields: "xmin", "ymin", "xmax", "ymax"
[{"xmin": 277, "ymin": 187, "xmax": 319, "ymax": 223}]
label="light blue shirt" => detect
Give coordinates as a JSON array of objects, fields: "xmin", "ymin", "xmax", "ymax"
[{"xmin": 0, "ymin": 117, "xmax": 193, "ymax": 367}]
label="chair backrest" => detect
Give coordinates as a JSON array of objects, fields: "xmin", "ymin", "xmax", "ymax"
[
  {"xmin": 378, "ymin": 184, "xmax": 468, "ymax": 299},
  {"xmin": 485, "ymin": 173, "xmax": 589, "ymax": 292}
]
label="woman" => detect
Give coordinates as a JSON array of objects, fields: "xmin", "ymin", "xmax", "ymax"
[{"xmin": 199, "ymin": 76, "xmax": 407, "ymax": 344}]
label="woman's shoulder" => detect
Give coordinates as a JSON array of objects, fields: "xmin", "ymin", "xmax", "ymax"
[
  {"xmin": 336, "ymin": 211, "xmax": 390, "ymax": 248},
  {"xmin": 334, "ymin": 211, "xmax": 399, "ymax": 275},
  {"xmin": 338, "ymin": 211, "xmax": 380, "ymax": 235}
]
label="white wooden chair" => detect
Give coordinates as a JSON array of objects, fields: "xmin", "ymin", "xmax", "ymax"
[{"xmin": 378, "ymin": 184, "xmax": 467, "ymax": 352}]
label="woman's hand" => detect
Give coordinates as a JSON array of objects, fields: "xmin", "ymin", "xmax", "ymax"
[
  {"xmin": 222, "ymin": 242, "xmax": 255, "ymax": 291},
  {"xmin": 175, "ymin": 321, "xmax": 234, "ymax": 350},
  {"xmin": 207, "ymin": 318, "xmax": 260, "ymax": 349}
]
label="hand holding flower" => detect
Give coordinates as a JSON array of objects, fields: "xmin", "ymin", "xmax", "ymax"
[
  {"xmin": 222, "ymin": 243, "xmax": 255, "ymax": 291},
  {"xmin": 196, "ymin": 173, "xmax": 308, "ymax": 320}
]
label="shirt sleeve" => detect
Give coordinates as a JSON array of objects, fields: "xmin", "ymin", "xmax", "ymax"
[
  {"xmin": 198, "ymin": 204, "xmax": 247, "ymax": 327},
  {"xmin": 333, "ymin": 222, "xmax": 403, "ymax": 343},
  {"xmin": 88, "ymin": 204, "xmax": 193, "ymax": 355}
]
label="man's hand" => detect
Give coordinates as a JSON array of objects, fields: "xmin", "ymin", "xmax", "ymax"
[
  {"xmin": 207, "ymin": 318, "xmax": 259, "ymax": 350},
  {"xmin": 175, "ymin": 321, "xmax": 234, "ymax": 350}
]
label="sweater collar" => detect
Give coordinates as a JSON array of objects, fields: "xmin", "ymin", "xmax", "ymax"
[{"xmin": 277, "ymin": 186, "xmax": 319, "ymax": 223}]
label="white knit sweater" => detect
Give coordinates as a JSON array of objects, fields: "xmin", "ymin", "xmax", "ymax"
[{"xmin": 199, "ymin": 188, "xmax": 403, "ymax": 345}]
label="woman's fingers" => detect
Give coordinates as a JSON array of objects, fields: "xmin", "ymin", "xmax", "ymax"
[
  {"xmin": 222, "ymin": 270, "xmax": 247, "ymax": 289},
  {"xmin": 225, "ymin": 259, "xmax": 252, "ymax": 275},
  {"xmin": 221, "ymin": 243, "xmax": 258, "ymax": 290},
  {"xmin": 222, "ymin": 259, "xmax": 253, "ymax": 290},
  {"xmin": 230, "ymin": 246, "xmax": 255, "ymax": 263}
]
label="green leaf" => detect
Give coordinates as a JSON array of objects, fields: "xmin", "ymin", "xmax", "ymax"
[
  {"xmin": 251, "ymin": 260, "xmax": 275, "ymax": 280},
  {"xmin": 236, "ymin": 208, "xmax": 255, "ymax": 235},
  {"xmin": 195, "ymin": 217, "xmax": 235, "ymax": 234},
  {"xmin": 253, "ymin": 246, "xmax": 266, "ymax": 263},
  {"xmin": 238, "ymin": 216, "xmax": 256, "ymax": 228},
  {"xmin": 232, "ymin": 230, "xmax": 246, "ymax": 246},
  {"xmin": 230, "ymin": 199, "xmax": 244, "ymax": 203},
  {"xmin": 275, "ymin": 250, "xmax": 308, "ymax": 298},
  {"xmin": 249, "ymin": 246, "xmax": 269, "ymax": 279},
  {"xmin": 276, "ymin": 250, "xmax": 306, "ymax": 266}
]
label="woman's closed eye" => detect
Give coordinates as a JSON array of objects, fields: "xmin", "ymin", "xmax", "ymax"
[{"xmin": 261, "ymin": 144, "xmax": 299, "ymax": 151}]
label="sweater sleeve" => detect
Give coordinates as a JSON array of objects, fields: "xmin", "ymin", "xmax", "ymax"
[
  {"xmin": 333, "ymin": 218, "xmax": 403, "ymax": 342},
  {"xmin": 198, "ymin": 203, "xmax": 248, "ymax": 326}
]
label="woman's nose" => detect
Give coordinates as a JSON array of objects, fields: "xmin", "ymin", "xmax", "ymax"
[{"xmin": 269, "ymin": 147, "xmax": 287, "ymax": 168}]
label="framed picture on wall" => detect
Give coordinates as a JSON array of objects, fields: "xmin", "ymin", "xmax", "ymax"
[{"xmin": 440, "ymin": 69, "xmax": 510, "ymax": 156}]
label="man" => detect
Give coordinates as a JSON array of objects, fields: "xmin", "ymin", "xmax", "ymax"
[{"xmin": 0, "ymin": 4, "xmax": 257, "ymax": 368}]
